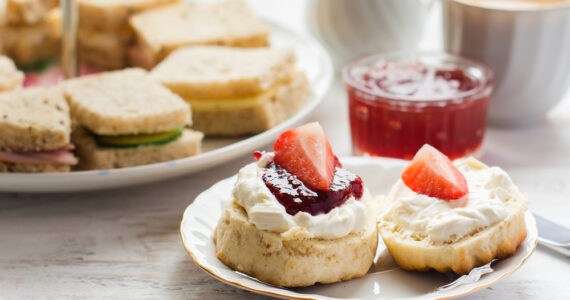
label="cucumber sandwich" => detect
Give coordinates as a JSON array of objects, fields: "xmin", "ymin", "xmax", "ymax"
[{"xmin": 64, "ymin": 68, "xmax": 203, "ymax": 170}]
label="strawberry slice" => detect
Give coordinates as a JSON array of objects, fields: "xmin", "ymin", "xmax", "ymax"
[
  {"xmin": 274, "ymin": 122, "xmax": 336, "ymax": 191},
  {"xmin": 401, "ymin": 144, "xmax": 468, "ymax": 201}
]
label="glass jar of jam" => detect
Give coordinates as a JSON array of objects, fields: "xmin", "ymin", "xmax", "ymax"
[{"xmin": 343, "ymin": 52, "xmax": 493, "ymax": 160}]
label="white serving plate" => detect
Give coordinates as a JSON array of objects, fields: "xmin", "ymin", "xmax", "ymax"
[
  {"xmin": 0, "ymin": 20, "xmax": 333, "ymax": 193},
  {"xmin": 181, "ymin": 156, "xmax": 537, "ymax": 300}
]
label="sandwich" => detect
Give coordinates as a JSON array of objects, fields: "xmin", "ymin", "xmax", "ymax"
[
  {"xmin": 129, "ymin": 0, "xmax": 269, "ymax": 69},
  {"xmin": 63, "ymin": 68, "xmax": 203, "ymax": 170},
  {"xmin": 76, "ymin": 0, "xmax": 181, "ymax": 70},
  {"xmin": 0, "ymin": 55, "xmax": 24, "ymax": 92},
  {"xmin": 77, "ymin": 0, "xmax": 181, "ymax": 31},
  {"xmin": 77, "ymin": 26, "xmax": 132, "ymax": 69},
  {"xmin": 0, "ymin": 87, "xmax": 77, "ymax": 173},
  {"xmin": 4, "ymin": 0, "xmax": 58, "ymax": 25},
  {"xmin": 0, "ymin": 6, "xmax": 61, "ymax": 67},
  {"xmin": 151, "ymin": 46, "xmax": 310, "ymax": 136}
]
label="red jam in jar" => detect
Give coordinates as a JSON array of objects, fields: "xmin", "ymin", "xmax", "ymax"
[{"xmin": 343, "ymin": 53, "xmax": 493, "ymax": 160}]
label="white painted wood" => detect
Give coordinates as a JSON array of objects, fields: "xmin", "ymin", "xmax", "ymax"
[{"xmin": 1, "ymin": 0, "xmax": 570, "ymax": 298}]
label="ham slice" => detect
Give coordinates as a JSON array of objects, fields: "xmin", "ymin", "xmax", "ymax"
[{"xmin": 0, "ymin": 144, "xmax": 78, "ymax": 165}]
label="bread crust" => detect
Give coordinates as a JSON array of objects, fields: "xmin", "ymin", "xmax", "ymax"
[
  {"xmin": 214, "ymin": 198, "xmax": 378, "ymax": 287},
  {"xmin": 377, "ymin": 187, "xmax": 528, "ymax": 274},
  {"xmin": 0, "ymin": 161, "xmax": 70, "ymax": 173},
  {"xmin": 71, "ymin": 126, "xmax": 203, "ymax": 170}
]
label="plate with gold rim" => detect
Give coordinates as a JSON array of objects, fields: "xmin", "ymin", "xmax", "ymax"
[
  {"xmin": 0, "ymin": 19, "xmax": 333, "ymax": 193},
  {"xmin": 180, "ymin": 156, "xmax": 538, "ymax": 300}
]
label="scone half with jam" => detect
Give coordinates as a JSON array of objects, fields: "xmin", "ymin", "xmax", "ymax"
[
  {"xmin": 214, "ymin": 122, "xmax": 379, "ymax": 287},
  {"xmin": 377, "ymin": 145, "xmax": 528, "ymax": 274},
  {"xmin": 63, "ymin": 68, "xmax": 203, "ymax": 170}
]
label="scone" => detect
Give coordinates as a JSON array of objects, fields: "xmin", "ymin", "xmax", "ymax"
[
  {"xmin": 377, "ymin": 144, "xmax": 528, "ymax": 274},
  {"xmin": 214, "ymin": 122, "xmax": 379, "ymax": 287}
]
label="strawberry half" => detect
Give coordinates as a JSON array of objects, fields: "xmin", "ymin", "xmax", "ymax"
[
  {"xmin": 273, "ymin": 122, "xmax": 337, "ymax": 191},
  {"xmin": 401, "ymin": 144, "xmax": 468, "ymax": 201}
]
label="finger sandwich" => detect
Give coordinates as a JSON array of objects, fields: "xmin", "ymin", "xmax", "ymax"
[
  {"xmin": 129, "ymin": 0, "xmax": 269, "ymax": 69},
  {"xmin": 77, "ymin": 0, "xmax": 181, "ymax": 69},
  {"xmin": 0, "ymin": 87, "xmax": 77, "ymax": 173},
  {"xmin": 0, "ymin": 55, "xmax": 24, "ymax": 92},
  {"xmin": 63, "ymin": 68, "xmax": 204, "ymax": 170},
  {"xmin": 151, "ymin": 46, "xmax": 310, "ymax": 136},
  {"xmin": 0, "ymin": 6, "xmax": 61, "ymax": 67},
  {"xmin": 78, "ymin": 0, "xmax": 180, "ymax": 31},
  {"xmin": 4, "ymin": 0, "xmax": 58, "ymax": 25}
]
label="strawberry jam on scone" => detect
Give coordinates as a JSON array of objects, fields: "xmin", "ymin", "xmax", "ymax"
[
  {"xmin": 378, "ymin": 144, "xmax": 528, "ymax": 274},
  {"xmin": 214, "ymin": 122, "xmax": 378, "ymax": 287}
]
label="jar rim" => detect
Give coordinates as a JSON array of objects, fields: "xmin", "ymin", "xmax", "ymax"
[{"xmin": 342, "ymin": 51, "xmax": 494, "ymax": 104}]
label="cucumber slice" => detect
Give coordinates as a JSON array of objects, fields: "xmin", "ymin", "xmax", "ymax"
[{"xmin": 95, "ymin": 127, "xmax": 184, "ymax": 148}]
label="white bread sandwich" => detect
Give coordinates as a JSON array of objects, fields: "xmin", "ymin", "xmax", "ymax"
[
  {"xmin": 129, "ymin": 0, "xmax": 269, "ymax": 69},
  {"xmin": 214, "ymin": 123, "xmax": 379, "ymax": 287},
  {"xmin": 77, "ymin": 0, "xmax": 181, "ymax": 31},
  {"xmin": 0, "ymin": 6, "xmax": 61, "ymax": 67},
  {"xmin": 76, "ymin": 0, "xmax": 181, "ymax": 69},
  {"xmin": 4, "ymin": 0, "xmax": 58, "ymax": 25},
  {"xmin": 77, "ymin": 27, "xmax": 132, "ymax": 69},
  {"xmin": 377, "ymin": 145, "xmax": 528, "ymax": 274},
  {"xmin": 0, "ymin": 87, "xmax": 77, "ymax": 172},
  {"xmin": 151, "ymin": 46, "xmax": 310, "ymax": 136},
  {"xmin": 0, "ymin": 55, "xmax": 24, "ymax": 92},
  {"xmin": 64, "ymin": 68, "xmax": 203, "ymax": 170}
]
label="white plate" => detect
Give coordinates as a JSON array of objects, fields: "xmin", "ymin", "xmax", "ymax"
[
  {"xmin": 180, "ymin": 156, "xmax": 538, "ymax": 300},
  {"xmin": 0, "ymin": 20, "xmax": 333, "ymax": 193}
]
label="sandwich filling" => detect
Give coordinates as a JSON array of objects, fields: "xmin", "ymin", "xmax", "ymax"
[
  {"xmin": 383, "ymin": 157, "xmax": 515, "ymax": 244},
  {"xmin": 0, "ymin": 144, "xmax": 77, "ymax": 165},
  {"xmin": 183, "ymin": 70, "xmax": 297, "ymax": 111},
  {"xmin": 93, "ymin": 126, "xmax": 184, "ymax": 148}
]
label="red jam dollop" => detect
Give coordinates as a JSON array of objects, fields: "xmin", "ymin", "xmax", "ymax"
[{"xmin": 262, "ymin": 161, "xmax": 363, "ymax": 216}]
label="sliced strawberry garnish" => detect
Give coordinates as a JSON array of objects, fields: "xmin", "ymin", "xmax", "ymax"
[
  {"xmin": 401, "ymin": 144, "xmax": 468, "ymax": 201},
  {"xmin": 273, "ymin": 122, "xmax": 336, "ymax": 191}
]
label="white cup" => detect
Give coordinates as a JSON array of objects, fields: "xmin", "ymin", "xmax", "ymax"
[
  {"xmin": 307, "ymin": 0, "xmax": 435, "ymax": 70},
  {"xmin": 443, "ymin": 0, "xmax": 570, "ymax": 127}
]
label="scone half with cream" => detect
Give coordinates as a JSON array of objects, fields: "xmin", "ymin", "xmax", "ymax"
[
  {"xmin": 378, "ymin": 144, "xmax": 528, "ymax": 274},
  {"xmin": 214, "ymin": 122, "xmax": 378, "ymax": 287}
]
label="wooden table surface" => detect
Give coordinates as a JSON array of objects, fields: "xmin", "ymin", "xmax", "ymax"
[{"xmin": 1, "ymin": 1, "xmax": 570, "ymax": 299}]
